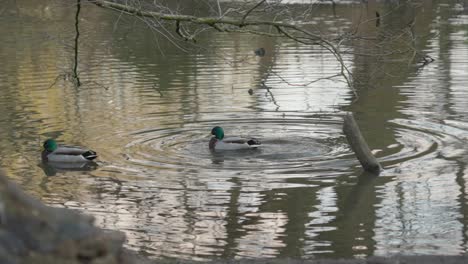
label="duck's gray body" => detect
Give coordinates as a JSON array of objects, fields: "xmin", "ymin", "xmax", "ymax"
[
  {"xmin": 42, "ymin": 146, "xmax": 97, "ymax": 163},
  {"xmin": 209, "ymin": 137, "xmax": 261, "ymax": 150}
]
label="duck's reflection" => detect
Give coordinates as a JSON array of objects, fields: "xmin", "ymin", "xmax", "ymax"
[
  {"xmin": 40, "ymin": 161, "xmax": 98, "ymax": 176},
  {"xmin": 210, "ymin": 150, "xmax": 225, "ymax": 164}
]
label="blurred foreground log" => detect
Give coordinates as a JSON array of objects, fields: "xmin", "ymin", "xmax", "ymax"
[
  {"xmin": 0, "ymin": 171, "xmax": 128, "ymax": 264},
  {"xmin": 4, "ymin": 172, "xmax": 468, "ymax": 263},
  {"xmin": 343, "ymin": 113, "xmax": 381, "ymax": 174}
]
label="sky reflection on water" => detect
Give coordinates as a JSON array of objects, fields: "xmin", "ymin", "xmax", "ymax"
[{"xmin": 1, "ymin": 0, "xmax": 468, "ymax": 260}]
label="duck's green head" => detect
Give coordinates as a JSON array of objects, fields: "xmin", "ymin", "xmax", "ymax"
[
  {"xmin": 211, "ymin": 126, "xmax": 224, "ymax": 140},
  {"xmin": 43, "ymin": 139, "xmax": 58, "ymax": 152}
]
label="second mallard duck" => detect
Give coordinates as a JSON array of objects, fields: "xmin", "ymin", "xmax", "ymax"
[
  {"xmin": 42, "ymin": 139, "xmax": 98, "ymax": 163},
  {"xmin": 209, "ymin": 126, "xmax": 261, "ymax": 150}
]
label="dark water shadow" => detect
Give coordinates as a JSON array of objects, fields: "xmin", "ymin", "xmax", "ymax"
[
  {"xmin": 39, "ymin": 161, "xmax": 98, "ymax": 176},
  {"xmin": 209, "ymin": 148, "xmax": 263, "ymax": 164}
]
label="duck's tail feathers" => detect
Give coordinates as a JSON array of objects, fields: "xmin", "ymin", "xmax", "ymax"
[
  {"xmin": 247, "ymin": 139, "xmax": 261, "ymax": 146},
  {"xmin": 82, "ymin": 150, "xmax": 98, "ymax": 161}
]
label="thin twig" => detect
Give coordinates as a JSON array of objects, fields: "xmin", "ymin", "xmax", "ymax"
[{"xmin": 241, "ymin": 0, "xmax": 267, "ymax": 26}]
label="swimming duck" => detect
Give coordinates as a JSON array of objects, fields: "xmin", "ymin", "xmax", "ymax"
[
  {"xmin": 209, "ymin": 126, "xmax": 261, "ymax": 150},
  {"xmin": 42, "ymin": 139, "xmax": 98, "ymax": 163}
]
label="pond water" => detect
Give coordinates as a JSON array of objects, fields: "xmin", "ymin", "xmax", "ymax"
[{"xmin": 1, "ymin": 0, "xmax": 468, "ymax": 260}]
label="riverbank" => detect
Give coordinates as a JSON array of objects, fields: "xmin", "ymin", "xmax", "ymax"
[
  {"xmin": 149, "ymin": 256, "xmax": 468, "ymax": 264},
  {"xmin": 129, "ymin": 255, "xmax": 468, "ymax": 264},
  {"xmin": 1, "ymin": 170, "xmax": 466, "ymax": 264}
]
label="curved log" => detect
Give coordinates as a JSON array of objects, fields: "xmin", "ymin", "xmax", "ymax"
[{"xmin": 343, "ymin": 113, "xmax": 381, "ymax": 174}]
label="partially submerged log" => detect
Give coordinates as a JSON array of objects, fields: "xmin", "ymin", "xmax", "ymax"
[
  {"xmin": 0, "ymin": 171, "xmax": 127, "ymax": 264},
  {"xmin": 343, "ymin": 113, "xmax": 381, "ymax": 174}
]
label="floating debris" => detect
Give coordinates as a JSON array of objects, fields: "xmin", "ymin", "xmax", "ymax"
[{"xmin": 254, "ymin": 47, "xmax": 265, "ymax": 57}]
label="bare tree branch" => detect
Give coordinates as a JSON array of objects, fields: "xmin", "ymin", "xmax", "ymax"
[
  {"xmin": 241, "ymin": 0, "xmax": 267, "ymax": 25},
  {"xmin": 87, "ymin": 0, "xmax": 435, "ymax": 100},
  {"xmin": 90, "ymin": 0, "xmax": 326, "ymax": 43}
]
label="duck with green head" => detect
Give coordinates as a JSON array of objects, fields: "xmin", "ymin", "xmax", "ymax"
[
  {"xmin": 42, "ymin": 139, "xmax": 97, "ymax": 163},
  {"xmin": 209, "ymin": 126, "xmax": 261, "ymax": 150}
]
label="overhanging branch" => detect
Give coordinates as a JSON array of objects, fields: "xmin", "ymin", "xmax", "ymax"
[
  {"xmin": 89, "ymin": 0, "xmax": 354, "ymax": 91},
  {"xmin": 91, "ymin": 0, "xmax": 325, "ymax": 42}
]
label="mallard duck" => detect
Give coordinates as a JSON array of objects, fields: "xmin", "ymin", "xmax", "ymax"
[
  {"xmin": 209, "ymin": 126, "xmax": 261, "ymax": 150},
  {"xmin": 41, "ymin": 139, "xmax": 97, "ymax": 163}
]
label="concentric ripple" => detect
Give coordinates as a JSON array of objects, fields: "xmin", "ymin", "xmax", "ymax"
[
  {"xmin": 120, "ymin": 115, "xmax": 468, "ymax": 179},
  {"xmin": 378, "ymin": 118, "xmax": 468, "ymax": 171},
  {"xmin": 123, "ymin": 114, "xmax": 353, "ymax": 177}
]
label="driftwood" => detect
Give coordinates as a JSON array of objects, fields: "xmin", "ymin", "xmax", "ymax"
[{"xmin": 343, "ymin": 113, "xmax": 381, "ymax": 174}]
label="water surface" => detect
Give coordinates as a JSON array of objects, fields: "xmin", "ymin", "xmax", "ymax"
[{"xmin": 1, "ymin": 0, "xmax": 468, "ymax": 260}]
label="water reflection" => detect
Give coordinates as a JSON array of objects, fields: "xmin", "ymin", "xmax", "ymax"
[
  {"xmin": 40, "ymin": 161, "xmax": 98, "ymax": 177},
  {"xmin": 1, "ymin": 0, "xmax": 468, "ymax": 260}
]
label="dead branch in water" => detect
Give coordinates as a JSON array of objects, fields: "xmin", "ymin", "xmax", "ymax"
[{"xmin": 343, "ymin": 113, "xmax": 381, "ymax": 174}]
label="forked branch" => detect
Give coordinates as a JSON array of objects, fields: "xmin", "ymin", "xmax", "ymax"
[{"xmin": 90, "ymin": 0, "xmax": 356, "ymax": 90}]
